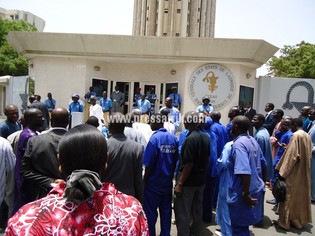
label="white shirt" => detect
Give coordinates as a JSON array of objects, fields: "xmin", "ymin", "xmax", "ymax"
[
  {"xmin": 132, "ymin": 122, "xmax": 153, "ymax": 143},
  {"xmin": 0, "ymin": 137, "xmax": 16, "ymax": 208},
  {"xmin": 164, "ymin": 122, "xmax": 176, "ymax": 135},
  {"xmin": 89, "ymin": 103, "xmax": 104, "ymax": 131}
]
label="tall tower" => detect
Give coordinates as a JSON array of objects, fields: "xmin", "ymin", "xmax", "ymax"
[{"xmin": 132, "ymin": 0, "xmax": 216, "ymax": 37}]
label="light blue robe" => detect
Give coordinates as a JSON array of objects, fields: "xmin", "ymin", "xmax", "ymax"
[
  {"xmin": 254, "ymin": 127, "xmax": 273, "ymax": 181},
  {"xmin": 216, "ymin": 141, "xmax": 233, "ymax": 236},
  {"xmin": 308, "ymin": 123, "xmax": 315, "ymax": 201}
]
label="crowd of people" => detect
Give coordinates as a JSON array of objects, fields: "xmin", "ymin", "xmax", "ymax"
[{"xmin": 0, "ymin": 87, "xmax": 314, "ymax": 235}]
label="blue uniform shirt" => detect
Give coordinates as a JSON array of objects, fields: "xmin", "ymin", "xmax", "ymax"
[
  {"xmin": 137, "ymin": 99, "xmax": 151, "ymax": 113},
  {"xmin": 143, "ymin": 128, "xmax": 179, "ymax": 195},
  {"xmin": 69, "ymin": 101, "xmax": 83, "ymax": 113},
  {"xmin": 0, "ymin": 120, "xmax": 22, "ymax": 139},
  {"xmin": 168, "ymin": 93, "xmax": 182, "ymax": 107},
  {"xmin": 100, "ymin": 97, "xmax": 112, "ymax": 112},
  {"xmin": 196, "ymin": 104, "xmax": 213, "ymax": 113},
  {"xmin": 227, "ymin": 134, "xmax": 266, "ymax": 226},
  {"xmin": 44, "ymin": 99, "xmax": 56, "ymax": 112}
]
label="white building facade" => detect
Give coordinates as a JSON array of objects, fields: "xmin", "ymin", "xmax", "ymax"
[
  {"xmin": 0, "ymin": 7, "xmax": 45, "ymax": 31},
  {"xmin": 6, "ymin": 32, "xmax": 278, "ymax": 125},
  {"xmin": 133, "ymin": 0, "xmax": 216, "ymax": 37}
]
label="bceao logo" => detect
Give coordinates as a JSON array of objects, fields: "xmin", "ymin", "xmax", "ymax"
[{"xmin": 189, "ymin": 64, "xmax": 235, "ymax": 110}]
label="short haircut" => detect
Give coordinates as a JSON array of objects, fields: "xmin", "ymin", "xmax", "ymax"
[
  {"xmin": 255, "ymin": 113, "xmax": 265, "ymax": 123},
  {"xmin": 233, "ymin": 115, "xmax": 250, "ymax": 132},
  {"xmin": 267, "ymin": 103, "xmax": 275, "ymax": 110},
  {"xmin": 86, "ymin": 116, "xmax": 99, "ymax": 128},
  {"xmin": 160, "ymin": 108, "xmax": 170, "ymax": 116},
  {"xmin": 184, "ymin": 111, "xmax": 199, "ymax": 124},
  {"xmin": 291, "ymin": 118, "xmax": 303, "ymax": 128},
  {"xmin": 150, "ymin": 113, "xmax": 166, "ymax": 124},
  {"xmin": 210, "ymin": 111, "xmax": 221, "ymax": 121},
  {"xmin": 274, "ymin": 109, "xmax": 284, "ymax": 118}
]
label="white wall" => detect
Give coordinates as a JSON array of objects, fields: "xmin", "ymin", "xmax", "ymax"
[
  {"xmin": 0, "ymin": 76, "xmax": 28, "ymax": 116},
  {"xmin": 30, "ymin": 56, "xmax": 257, "ymax": 126},
  {"xmin": 256, "ymin": 76, "xmax": 315, "ymax": 118}
]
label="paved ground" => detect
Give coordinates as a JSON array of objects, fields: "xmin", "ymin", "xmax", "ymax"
[{"xmin": 163, "ymin": 188, "xmax": 314, "ymax": 236}]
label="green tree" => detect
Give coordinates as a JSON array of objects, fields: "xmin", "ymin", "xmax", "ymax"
[
  {"xmin": 0, "ymin": 19, "xmax": 37, "ymax": 76},
  {"xmin": 268, "ymin": 41, "xmax": 315, "ymax": 79}
]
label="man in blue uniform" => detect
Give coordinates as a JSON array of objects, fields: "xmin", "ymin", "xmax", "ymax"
[
  {"xmin": 143, "ymin": 113, "xmax": 178, "ymax": 236},
  {"xmin": 0, "ymin": 104, "xmax": 21, "ymax": 139},
  {"xmin": 68, "ymin": 94, "xmax": 83, "ymax": 129},
  {"xmin": 146, "ymin": 87, "xmax": 157, "ymax": 115},
  {"xmin": 168, "ymin": 86, "xmax": 182, "ymax": 110},
  {"xmin": 228, "ymin": 116, "xmax": 266, "ymax": 236},
  {"xmin": 196, "ymin": 96, "xmax": 213, "ymax": 116},
  {"xmin": 99, "ymin": 91, "xmax": 112, "ymax": 125}
]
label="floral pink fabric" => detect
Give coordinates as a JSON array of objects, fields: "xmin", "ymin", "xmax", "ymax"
[{"xmin": 6, "ymin": 182, "xmax": 149, "ymax": 235}]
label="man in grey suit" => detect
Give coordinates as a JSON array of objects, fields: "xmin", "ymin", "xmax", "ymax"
[
  {"xmin": 102, "ymin": 112, "xmax": 144, "ymax": 203},
  {"xmin": 20, "ymin": 107, "xmax": 69, "ymax": 202},
  {"xmin": 111, "ymin": 85, "xmax": 125, "ymax": 113}
]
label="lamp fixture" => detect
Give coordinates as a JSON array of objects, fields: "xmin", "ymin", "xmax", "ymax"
[
  {"xmin": 94, "ymin": 66, "xmax": 100, "ymax": 71},
  {"xmin": 171, "ymin": 69, "xmax": 176, "ymax": 75},
  {"xmin": 246, "ymin": 73, "xmax": 251, "ymax": 79}
]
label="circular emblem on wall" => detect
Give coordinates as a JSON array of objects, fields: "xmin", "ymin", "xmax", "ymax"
[{"xmin": 188, "ymin": 64, "xmax": 236, "ymax": 110}]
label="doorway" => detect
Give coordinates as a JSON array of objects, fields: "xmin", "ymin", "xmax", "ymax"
[
  {"xmin": 140, "ymin": 83, "xmax": 161, "ymax": 113},
  {"xmin": 92, "ymin": 78, "xmax": 109, "ymax": 97},
  {"xmin": 115, "ymin": 81, "xmax": 131, "ymax": 114}
]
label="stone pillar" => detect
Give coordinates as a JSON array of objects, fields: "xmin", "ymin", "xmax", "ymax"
[
  {"xmin": 209, "ymin": 0, "xmax": 216, "ymax": 37},
  {"xmin": 157, "ymin": 0, "xmax": 165, "ymax": 36},
  {"xmin": 199, "ymin": 0, "xmax": 208, "ymax": 37},
  {"xmin": 180, "ymin": 0, "xmax": 189, "ymax": 37},
  {"xmin": 140, "ymin": 0, "xmax": 147, "ymax": 35},
  {"xmin": 132, "ymin": 0, "xmax": 142, "ymax": 35},
  {"xmin": 189, "ymin": 0, "xmax": 201, "ymax": 37},
  {"xmin": 146, "ymin": 0, "xmax": 157, "ymax": 36}
]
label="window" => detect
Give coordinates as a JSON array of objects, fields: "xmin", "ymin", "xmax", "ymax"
[
  {"xmin": 175, "ymin": 33, "xmax": 180, "ymax": 36},
  {"xmin": 165, "ymin": 9, "xmax": 168, "ymax": 13},
  {"xmin": 163, "ymin": 33, "xmax": 167, "ymax": 36},
  {"xmin": 177, "ymin": 9, "xmax": 181, "ymax": 13},
  {"xmin": 92, "ymin": 79, "xmax": 108, "ymax": 97},
  {"xmin": 239, "ymin": 86, "xmax": 254, "ymax": 106}
]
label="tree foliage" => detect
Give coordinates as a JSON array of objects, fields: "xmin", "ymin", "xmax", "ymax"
[
  {"xmin": 0, "ymin": 19, "xmax": 37, "ymax": 76},
  {"xmin": 268, "ymin": 41, "xmax": 315, "ymax": 79}
]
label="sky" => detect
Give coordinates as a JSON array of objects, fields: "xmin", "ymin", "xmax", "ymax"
[{"xmin": 1, "ymin": 0, "xmax": 315, "ymax": 76}]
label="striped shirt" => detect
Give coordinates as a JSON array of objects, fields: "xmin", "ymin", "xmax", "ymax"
[{"xmin": 0, "ymin": 137, "xmax": 16, "ymax": 205}]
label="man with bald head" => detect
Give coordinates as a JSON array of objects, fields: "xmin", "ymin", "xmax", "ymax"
[
  {"xmin": 0, "ymin": 105, "xmax": 21, "ymax": 229},
  {"xmin": 0, "ymin": 104, "xmax": 21, "ymax": 139},
  {"xmin": 228, "ymin": 115, "xmax": 266, "ymax": 235},
  {"xmin": 13, "ymin": 108, "xmax": 44, "ymax": 214},
  {"xmin": 28, "ymin": 95, "xmax": 50, "ymax": 132},
  {"xmin": 20, "ymin": 107, "xmax": 69, "ymax": 203},
  {"xmin": 102, "ymin": 112, "xmax": 144, "ymax": 203},
  {"xmin": 159, "ymin": 97, "xmax": 181, "ymax": 132}
]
